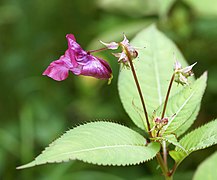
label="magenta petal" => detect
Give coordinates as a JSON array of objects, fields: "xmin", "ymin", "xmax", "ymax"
[
  {"xmin": 75, "ymin": 57, "xmax": 112, "ymax": 79},
  {"xmin": 64, "ymin": 49, "xmax": 78, "ymax": 67},
  {"xmin": 43, "ymin": 60, "xmax": 70, "ymax": 81},
  {"xmin": 43, "ymin": 51, "xmax": 74, "ymax": 81},
  {"xmin": 66, "ymin": 34, "xmax": 76, "ymax": 41},
  {"xmin": 66, "ymin": 34, "xmax": 91, "ymax": 64},
  {"xmin": 66, "ymin": 34, "xmax": 84, "ymax": 53},
  {"xmin": 98, "ymin": 58, "xmax": 112, "ymax": 75}
]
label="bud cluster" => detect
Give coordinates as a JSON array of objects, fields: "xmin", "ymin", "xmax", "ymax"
[{"xmin": 154, "ymin": 117, "xmax": 168, "ymax": 131}]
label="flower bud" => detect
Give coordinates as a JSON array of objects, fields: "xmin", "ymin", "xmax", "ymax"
[
  {"xmin": 174, "ymin": 61, "xmax": 197, "ymax": 85},
  {"xmin": 154, "ymin": 117, "xmax": 169, "ymax": 130},
  {"xmin": 100, "ymin": 34, "xmax": 138, "ymax": 67}
]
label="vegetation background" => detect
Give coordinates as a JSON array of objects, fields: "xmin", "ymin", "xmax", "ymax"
[{"xmin": 0, "ymin": 0, "xmax": 216, "ymax": 179}]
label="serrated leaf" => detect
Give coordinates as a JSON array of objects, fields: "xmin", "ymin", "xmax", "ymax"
[
  {"xmin": 156, "ymin": 72, "xmax": 207, "ymax": 136},
  {"xmin": 118, "ymin": 24, "xmax": 191, "ymax": 130},
  {"xmin": 17, "ymin": 122, "xmax": 160, "ymax": 169},
  {"xmin": 174, "ymin": 104, "xmax": 200, "ymax": 137},
  {"xmin": 177, "ymin": 119, "xmax": 217, "ymax": 152},
  {"xmin": 169, "ymin": 119, "xmax": 217, "ymax": 164},
  {"xmin": 193, "ymin": 152, "xmax": 217, "ymax": 180}
]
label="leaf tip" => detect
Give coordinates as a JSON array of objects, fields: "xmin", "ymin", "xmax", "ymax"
[
  {"xmin": 16, "ymin": 161, "xmax": 36, "ymax": 170},
  {"xmin": 202, "ymin": 71, "xmax": 208, "ymax": 78},
  {"xmin": 146, "ymin": 23, "xmax": 158, "ymax": 33}
]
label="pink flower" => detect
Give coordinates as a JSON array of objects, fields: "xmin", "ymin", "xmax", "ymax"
[{"xmin": 43, "ymin": 34, "xmax": 112, "ymax": 81}]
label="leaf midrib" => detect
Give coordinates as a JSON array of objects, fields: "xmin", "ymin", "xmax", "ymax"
[
  {"xmin": 152, "ymin": 30, "xmax": 163, "ymax": 106},
  {"xmin": 48, "ymin": 144, "xmax": 147, "ymax": 156},
  {"xmin": 154, "ymin": 54, "xmax": 163, "ymax": 105}
]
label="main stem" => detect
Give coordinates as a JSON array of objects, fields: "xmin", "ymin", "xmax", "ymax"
[
  {"xmin": 124, "ymin": 48, "xmax": 151, "ymax": 134},
  {"xmin": 162, "ymin": 140, "xmax": 168, "ymax": 167},
  {"xmin": 156, "ymin": 153, "xmax": 168, "ymax": 176}
]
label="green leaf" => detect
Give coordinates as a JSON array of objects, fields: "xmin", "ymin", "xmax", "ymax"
[
  {"xmin": 184, "ymin": 0, "xmax": 217, "ymax": 17},
  {"xmin": 177, "ymin": 119, "xmax": 217, "ymax": 152},
  {"xmin": 193, "ymin": 152, "xmax": 217, "ymax": 180},
  {"xmin": 174, "ymin": 105, "xmax": 200, "ymax": 137},
  {"xmin": 169, "ymin": 150, "xmax": 187, "ymax": 164},
  {"xmin": 156, "ymin": 72, "xmax": 207, "ymax": 136},
  {"xmin": 97, "ymin": 0, "xmax": 175, "ymax": 18},
  {"xmin": 118, "ymin": 24, "xmax": 191, "ymax": 130},
  {"xmin": 17, "ymin": 122, "xmax": 160, "ymax": 169},
  {"xmin": 169, "ymin": 119, "xmax": 217, "ymax": 164}
]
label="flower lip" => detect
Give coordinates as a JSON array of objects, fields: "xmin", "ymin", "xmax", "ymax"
[{"xmin": 43, "ymin": 34, "xmax": 112, "ymax": 81}]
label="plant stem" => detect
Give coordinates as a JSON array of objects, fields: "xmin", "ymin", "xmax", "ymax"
[
  {"xmin": 124, "ymin": 48, "xmax": 151, "ymax": 134},
  {"xmin": 169, "ymin": 163, "xmax": 178, "ymax": 177},
  {"xmin": 156, "ymin": 153, "xmax": 173, "ymax": 180},
  {"xmin": 162, "ymin": 141, "xmax": 168, "ymax": 167},
  {"xmin": 161, "ymin": 73, "xmax": 175, "ymax": 119},
  {"xmin": 88, "ymin": 47, "xmax": 108, "ymax": 54},
  {"xmin": 123, "ymin": 47, "xmax": 175, "ymax": 179},
  {"xmin": 156, "ymin": 73, "xmax": 176, "ymax": 180}
]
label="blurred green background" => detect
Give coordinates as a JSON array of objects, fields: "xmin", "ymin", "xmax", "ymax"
[{"xmin": 0, "ymin": 0, "xmax": 216, "ymax": 179}]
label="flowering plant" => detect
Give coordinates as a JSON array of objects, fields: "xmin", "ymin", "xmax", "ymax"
[{"xmin": 17, "ymin": 25, "xmax": 217, "ymax": 180}]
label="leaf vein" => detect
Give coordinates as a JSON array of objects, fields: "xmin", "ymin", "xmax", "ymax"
[
  {"xmin": 57, "ymin": 144, "xmax": 145, "ymax": 156},
  {"xmin": 165, "ymin": 90, "xmax": 195, "ymax": 131}
]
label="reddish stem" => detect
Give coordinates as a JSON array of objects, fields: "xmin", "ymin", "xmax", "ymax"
[
  {"xmin": 87, "ymin": 47, "xmax": 108, "ymax": 54},
  {"xmin": 161, "ymin": 73, "xmax": 175, "ymax": 119},
  {"xmin": 124, "ymin": 47, "xmax": 151, "ymax": 135}
]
